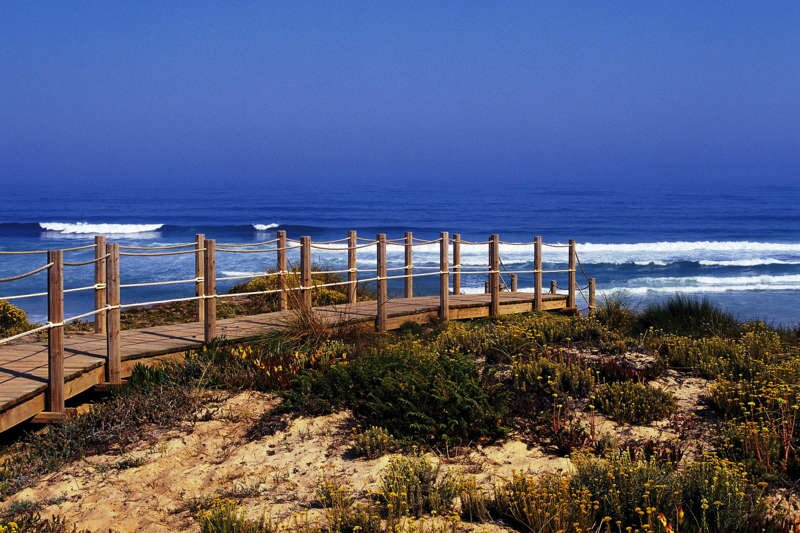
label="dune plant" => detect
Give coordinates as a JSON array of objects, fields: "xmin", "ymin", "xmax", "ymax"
[
  {"xmin": 0, "ymin": 300, "xmax": 32, "ymax": 338},
  {"xmin": 378, "ymin": 455, "xmax": 459, "ymax": 519},
  {"xmin": 350, "ymin": 426, "xmax": 398, "ymax": 459},
  {"xmin": 636, "ymin": 295, "xmax": 740, "ymax": 338},
  {"xmin": 593, "ymin": 381, "xmax": 676, "ymax": 425}
]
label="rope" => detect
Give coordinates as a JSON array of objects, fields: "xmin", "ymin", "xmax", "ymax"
[
  {"xmin": 574, "ymin": 251, "xmax": 593, "ymax": 284},
  {"xmin": 0, "ymin": 249, "xmax": 48, "ymax": 255},
  {"xmin": 119, "ymin": 295, "xmax": 203, "ymax": 309},
  {"xmin": 0, "ymin": 262, "xmax": 53, "ymax": 283},
  {"xmin": 309, "ymin": 244, "xmax": 350, "ymax": 251},
  {"xmin": 456, "ymin": 239, "xmax": 491, "ymax": 245},
  {"xmin": 217, "ymin": 239, "xmax": 279, "ymax": 247},
  {"xmin": 0, "ymin": 291, "xmax": 48, "ymax": 301},
  {"xmin": 120, "ymin": 249, "xmax": 202, "ymax": 257},
  {"xmin": 216, "ymin": 247, "xmax": 281, "ymax": 254},
  {"xmin": 119, "ymin": 242, "xmax": 195, "ymax": 250},
  {"xmin": 64, "ymin": 284, "xmax": 103, "ymax": 294},
  {"xmin": 216, "ymin": 272, "xmax": 281, "ymax": 282},
  {"xmin": 120, "ymin": 278, "xmax": 202, "ymax": 289},
  {"xmin": 64, "ymin": 254, "xmax": 110, "ymax": 267},
  {"xmin": 410, "ymin": 237, "xmax": 443, "ymax": 245},
  {"xmin": 0, "ymin": 323, "xmax": 53, "ymax": 345},
  {"xmin": 63, "ymin": 308, "xmax": 107, "ymax": 323},
  {"xmin": 499, "ymin": 241, "xmax": 534, "ymax": 246},
  {"xmin": 542, "ymin": 242, "xmax": 570, "ymax": 248}
]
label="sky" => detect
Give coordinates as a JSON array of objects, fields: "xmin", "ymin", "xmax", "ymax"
[{"xmin": 1, "ymin": 2, "xmax": 799, "ymax": 191}]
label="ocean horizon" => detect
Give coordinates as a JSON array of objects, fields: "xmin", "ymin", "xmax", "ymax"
[{"xmin": 1, "ymin": 181, "xmax": 799, "ymax": 325}]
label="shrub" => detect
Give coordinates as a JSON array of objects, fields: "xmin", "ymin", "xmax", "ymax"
[
  {"xmin": 489, "ymin": 472, "xmax": 594, "ymax": 532},
  {"xmin": 0, "ymin": 512, "xmax": 88, "ymax": 533},
  {"xmin": 458, "ymin": 477, "xmax": 490, "ymax": 522},
  {"xmin": 636, "ymin": 295, "xmax": 739, "ymax": 338},
  {"xmin": 490, "ymin": 314, "xmax": 607, "ymax": 357},
  {"xmin": 593, "ymin": 381, "xmax": 676, "ymax": 425},
  {"xmin": 511, "ymin": 357, "xmax": 596, "ymax": 404},
  {"xmin": 595, "ymin": 292, "xmax": 636, "ymax": 335},
  {"xmin": 228, "ymin": 268, "xmax": 350, "ymax": 313},
  {"xmin": 651, "ymin": 334, "xmax": 740, "ymax": 378},
  {"xmin": 195, "ymin": 498, "xmax": 273, "ymax": 533},
  {"xmin": 350, "ymin": 426, "xmax": 398, "ymax": 459},
  {"xmin": 284, "ymin": 344, "xmax": 506, "ymax": 445},
  {"xmin": 378, "ymin": 455, "xmax": 458, "ymax": 519},
  {"xmin": 0, "ymin": 300, "xmax": 32, "ymax": 338}
]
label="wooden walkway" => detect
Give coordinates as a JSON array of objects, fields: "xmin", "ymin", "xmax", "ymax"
[{"xmin": 0, "ymin": 292, "xmax": 566, "ymax": 432}]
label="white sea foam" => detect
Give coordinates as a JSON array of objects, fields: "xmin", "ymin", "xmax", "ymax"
[
  {"xmin": 252, "ymin": 223, "xmax": 279, "ymax": 231},
  {"xmin": 39, "ymin": 222, "xmax": 164, "ymax": 234},
  {"xmin": 698, "ymin": 259, "xmax": 800, "ymax": 267}
]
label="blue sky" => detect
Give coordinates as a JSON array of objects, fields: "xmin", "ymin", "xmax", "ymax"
[{"xmin": 1, "ymin": 2, "xmax": 799, "ymax": 190}]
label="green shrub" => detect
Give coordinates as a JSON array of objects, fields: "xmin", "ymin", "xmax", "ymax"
[
  {"xmin": 572, "ymin": 449, "xmax": 678, "ymax": 526},
  {"xmin": 593, "ymin": 381, "xmax": 676, "ymax": 425},
  {"xmin": 228, "ymin": 268, "xmax": 351, "ymax": 313},
  {"xmin": 488, "ymin": 472, "xmax": 594, "ymax": 532},
  {"xmin": 284, "ymin": 344, "xmax": 506, "ymax": 445},
  {"xmin": 0, "ymin": 300, "xmax": 32, "ymax": 338},
  {"xmin": 651, "ymin": 334, "xmax": 740, "ymax": 377},
  {"xmin": 636, "ymin": 295, "xmax": 739, "ymax": 338},
  {"xmin": 458, "ymin": 477, "xmax": 490, "ymax": 522},
  {"xmin": 511, "ymin": 357, "xmax": 596, "ymax": 405},
  {"xmin": 595, "ymin": 292, "xmax": 636, "ymax": 335},
  {"xmin": 378, "ymin": 455, "xmax": 458, "ymax": 519},
  {"xmin": 350, "ymin": 426, "xmax": 398, "ymax": 459}
]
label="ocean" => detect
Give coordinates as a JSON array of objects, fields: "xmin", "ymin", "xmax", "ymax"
[{"xmin": 1, "ymin": 182, "xmax": 798, "ymax": 325}]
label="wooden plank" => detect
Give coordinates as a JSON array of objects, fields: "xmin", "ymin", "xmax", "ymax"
[
  {"xmin": 106, "ymin": 243, "xmax": 121, "ymax": 384},
  {"xmin": 47, "ymin": 250, "xmax": 64, "ymax": 414}
]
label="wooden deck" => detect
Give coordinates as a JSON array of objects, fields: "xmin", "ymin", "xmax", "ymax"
[{"xmin": 0, "ymin": 292, "xmax": 566, "ymax": 432}]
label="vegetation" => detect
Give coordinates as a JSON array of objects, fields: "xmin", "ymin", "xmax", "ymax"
[
  {"xmin": 593, "ymin": 381, "xmax": 677, "ymax": 425},
  {"xmin": 3, "ymin": 294, "xmax": 800, "ymax": 531},
  {"xmin": 0, "ymin": 300, "xmax": 32, "ymax": 338}
]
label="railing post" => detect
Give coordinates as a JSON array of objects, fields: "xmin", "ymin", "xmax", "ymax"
[
  {"xmin": 277, "ymin": 230, "xmax": 288, "ymax": 311},
  {"xmin": 489, "ymin": 234, "xmax": 500, "ymax": 317},
  {"xmin": 348, "ymin": 231, "xmax": 357, "ymax": 304},
  {"xmin": 484, "ymin": 281, "xmax": 489, "ymax": 294},
  {"xmin": 404, "ymin": 231, "xmax": 413, "ymax": 298},
  {"xmin": 93, "ymin": 236, "xmax": 106, "ymax": 334},
  {"xmin": 452, "ymin": 233, "xmax": 461, "ymax": 296},
  {"xmin": 47, "ymin": 249, "xmax": 64, "ymax": 414},
  {"xmin": 376, "ymin": 234, "xmax": 387, "ymax": 331},
  {"xmin": 439, "ymin": 232, "xmax": 449, "ymax": 321},
  {"xmin": 568, "ymin": 239, "xmax": 577, "ymax": 309},
  {"xmin": 511, "ymin": 273, "xmax": 518, "ymax": 292},
  {"xmin": 105, "ymin": 243, "xmax": 121, "ymax": 384},
  {"xmin": 534, "ymin": 236, "xmax": 543, "ymax": 311},
  {"xmin": 550, "ymin": 280, "xmax": 558, "ymax": 294},
  {"xmin": 588, "ymin": 277, "xmax": 597, "ymax": 317},
  {"xmin": 203, "ymin": 239, "xmax": 217, "ymax": 343},
  {"xmin": 195, "ymin": 234, "xmax": 205, "ymax": 321},
  {"xmin": 300, "ymin": 236, "xmax": 312, "ymax": 312}
]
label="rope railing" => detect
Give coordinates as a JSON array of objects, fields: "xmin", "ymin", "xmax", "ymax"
[{"xmin": 0, "ymin": 230, "xmax": 595, "ymax": 422}]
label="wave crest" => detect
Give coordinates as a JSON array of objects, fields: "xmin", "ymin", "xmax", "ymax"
[
  {"xmin": 252, "ymin": 223, "xmax": 279, "ymax": 231},
  {"xmin": 39, "ymin": 222, "xmax": 164, "ymax": 234}
]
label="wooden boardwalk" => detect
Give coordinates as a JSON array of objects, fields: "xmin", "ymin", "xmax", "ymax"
[{"xmin": 0, "ymin": 292, "xmax": 567, "ymax": 432}]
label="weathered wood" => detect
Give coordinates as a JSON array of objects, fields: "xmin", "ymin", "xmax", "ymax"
[
  {"xmin": 203, "ymin": 239, "xmax": 217, "ymax": 343},
  {"xmin": 534, "ymin": 235, "xmax": 543, "ymax": 311},
  {"xmin": 93, "ymin": 236, "xmax": 106, "ymax": 334},
  {"xmin": 348, "ymin": 231, "xmax": 357, "ymax": 304},
  {"xmin": 588, "ymin": 277, "xmax": 597, "ymax": 316},
  {"xmin": 376, "ymin": 234, "xmax": 388, "ymax": 331},
  {"xmin": 300, "ymin": 236, "xmax": 312, "ymax": 312},
  {"xmin": 489, "ymin": 234, "xmax": 500, "ymax": 317},
  {"xmin": 277, "ymin": 230, "xmax": 288, "ymax": 311},
  {"xmin": 439, "ymin": 232, "xmax": 449, "ymax": 321},
  {"xmin": 568, "ymin": 239, "xmax": 577, "ymax": 309},
  {"xmin": 47, "ymin": 250, "xmax": 64, "ymax": 414},
  {"xmin": 550, "ymin": 280, "xmax": 558, "ymax": 294},
  {"xmin": 485, "ymin": 281, "xmax": 489, "ymax": 294},
  {"xmin": 404, "ymin": 231, "xmax": 413, "ymax": 298},
  {"xmin": 452, "ymin": 233, "xmax": 461, "ymax": 295},
  {"xmin": 105, "ymin": 243, "xmax": 121, "ymax": 384},
  {"xmin": 511, "ymin": 273, "xmax": 518, "ymax": 292},
  {"xmin": 195, "ymin": 234, "xmax": 205, "ymax": 322}
]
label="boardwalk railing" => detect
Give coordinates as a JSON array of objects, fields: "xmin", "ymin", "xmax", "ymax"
[{"xmin": 0, "ymin": 232, "xmax": 596, "ymax": 420}]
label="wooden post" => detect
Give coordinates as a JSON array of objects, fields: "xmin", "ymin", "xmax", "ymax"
[
  {"xmin": 511, "ymin": 273, "xmax": 518, "ymax": 292},
  {"xmin": 489, "ymin": 234, "xmax": 500, "ymax": 317},
  {"xmin": 376, "ymin": 234, "xmax": 388, "ymax": 332},
  {"xmin": 195, "ymin": 234, "xmax": 205, "ymax": 322},
  {"xmin": 300, "ymin": 236, "xmax": 312, "ymax": 312},
  {"xmin": 277, "ymin": 230, "xmax": 288, "ymax": 311},
  {"xmin": 203, "ymin": 239, "xmax": 217, "ymax": 343},
  {"xmin": 404, "ymin": 231, "xmax": 413, "ymax": 298},
  {"xmin": 439, "ymin": 232, "xmax": 449, "ymax": 321},
  {"xmin": 93, "ymin": 236, "xmax": 106, "ymax": 334},
  {"xmin": 588, "ymin": 277, "xmax": 597, "ymax": 317},
  {"xmin": 534, "ymin": 236, "xmax": 543, "ymax": 311},
  {"xmin": 105, "ymin": 243, "xmax": 121, "ymax": 384},
  {"xmin": 47, "ymin": 250, "xmax": 64, "ymax": 414},
  {"xmin": 568, "ymin": 239, "xmax": 577, "ymax": 309},
  {"xmin": 348, "ymin": 231, "xmax": 357, "ymax": 304},
  {"xmin": 484, "ymin": 281, "xmax": 489, "ymax": 294},
  {"xmin": 452, "ymin": 233, "xmax": 461, "ymax": 296},
  {"xmin": 550, "ymin": 280, "xmax": 558, "ymax": 294}
]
